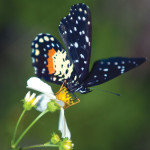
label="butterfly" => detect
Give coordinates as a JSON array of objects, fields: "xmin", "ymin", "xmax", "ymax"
[{"xmin": 31, "ymin": 3, "xmax": 146, "ymax": 95}]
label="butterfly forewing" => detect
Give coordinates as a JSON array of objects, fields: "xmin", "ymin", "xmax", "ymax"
[
  {"xmin": 59, "ymin": 3, "xmax": 92, "ymax": 83},
  {"xmin": 84, "ymin": 57, "xmax": 146, "ymax": 87},
  {"xmin": 31, "ymin": 33, "xmax": 76, "ymax": 85}
]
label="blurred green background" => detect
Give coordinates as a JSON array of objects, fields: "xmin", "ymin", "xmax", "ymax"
[{"xmin": 0, "ymin": 0, "xmax": 149, "ymax": 149}]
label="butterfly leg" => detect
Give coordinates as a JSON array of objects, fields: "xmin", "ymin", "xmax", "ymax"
[
  {"xmin": 65, "ymin": 98, "xmax": 80, "ymax": 109},
  {"xmin": 55, "ymin": 80, "xmax": 67, "ymax": 95},
  {"xmin": 64, "ymin": 92, "xmax": 80, "ymax": 109}
]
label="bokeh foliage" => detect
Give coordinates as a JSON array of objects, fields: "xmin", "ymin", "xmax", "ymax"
[{"xmin": 0, "ymin": 0, "xmax": 149, "ymax": 150}]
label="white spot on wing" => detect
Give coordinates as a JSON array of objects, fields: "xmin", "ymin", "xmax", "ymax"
[
  {"xmin": 53, "ymin": 77, "xmax": 57, "ymax": 81},
  {"xmin": 50, "ymin": 37, "xmax": 54, "ymax": 41},
  {"xmin": 74, "ymin": 27, "xmax": 77, "ymax": 31},
  {"xmin": 80, "ymin": 54, "xmax": 84, "ymax": 59},
  {"xmin": 104, "ymin": 74, "xmax": 107, "ymax": 77},
  {"xmin": 122, "ymin": 61, "xmax": 125, "ymax": 64},
  {"xmin": 88, "ymin": 21, "xmax": 90, "ymax": 25},
  {"xmin": 82, "ymin": 17, "xmax": 86, "ymax": 21},
  {"xmin": 44, "ymin": 36, "xmax": 49, "ymax": 41},
  {"xmin": 39, "ymin": 38, "xmax": 44, "ymax": 43},
  {"xmin": 84, "ymin": 10, "xmax": 87, "ymax": 14},
  {"xmin": 41, "ymin": 68, "xmax": 46, "ymax": 74},
  {"xmin": 74, "ymin": 42, "xmax": 78, "ymax": 48},
  {"xmin": 74, "ymin": 76, "xmax": 77, "ymax": 81},
  {"xmin": 32, "ymin": 58, "xmax": 35, "ymax": 63},
  {"xmin": 35, "ymin": 43, "xmax": 38, "ymax": 48},
  {"xmin": 34, "ymin": 36, "xmax": 38, "ymax": 40},
  {"xmin": 79, "ymin": 8, "xmax": 82, "ymax": 12},
  {"xmin": 82, "ymin": 30, "xmax": 85, "ymax": 34},
  {"xmin": 118, "ymin": 66, "xmax": 121, "ymax": 69},
  {"xmin": 35, "ymin": 49, "xmax": 40, "ymax": 56},
  {"xmin": 103, "ymin": 68, "xmax": 108, "ymax": 72},
  {"xmin": 74, "ymin": 60, "xmax": 79, "ymax": 63},
  {"xmin": 51, "ymin": 43, "xmax": 55, "ymax": 47},
  {"xmin": 85, "ymin": 36, "xmax": 89, "ymax": 43},
  {"xmin": 114, "ymin": 62, "xmax": 118, "ymax": 65}
]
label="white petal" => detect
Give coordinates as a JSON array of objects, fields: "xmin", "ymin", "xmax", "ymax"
[
  {"xmin": 32, "ymin": 95, "xmax": 42, "ymax": 106},
  {"xmin": 25, "ymin": 91, "xmax": 30, "ymax": 101},
  {"xmin": 59, "ymin": 108, "xmax": 64, "ymax": 131},
  {"xmin": 55, "ymin": 99, "xmax": 65, "ymax": 107},
  {"xmin": 63, "ymin": 116, "xmax": 71, "ymax": 139},
  {"xmin": 29, "ymin": 93, "xmax": 36, "ymax": 101},
  {"xmin": 47, "ymin": 93, "xmax": 56, "ymax": 100},
  {"xmin": 27, "ymin": 77, "xmax": 54, "ymax": 95},
  {"xmin": 58, "ymin": 108, "xmax": 71, "ymax": 139},
  {"xmin": 36, "ymin": 94, "xmax": 51, "ymax": 112}
]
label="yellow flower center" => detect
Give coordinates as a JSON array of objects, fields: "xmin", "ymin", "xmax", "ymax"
[
  {"xmin": 55, "ymin": 86, "xmax": 80, "ymax": 109},
  {"xmin": 27, "ymin": 97, "xmax": 36, "ymax": 106}
]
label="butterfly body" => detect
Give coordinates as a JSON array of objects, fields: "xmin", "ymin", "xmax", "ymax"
[
  {"xmin": 31, "ymin": 3, "xmax": 146, "ymax": 95},
  {"xmin": 67, "ymin": 83, "xmax": 91, "ymax": 94}
]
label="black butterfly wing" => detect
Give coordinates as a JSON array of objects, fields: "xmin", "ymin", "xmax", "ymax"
[
  {"xmin": 31, "ymin": 33, "xmax": 76, "ymax": 85},
  {"xmin": 83, "ymin": 57, "xmax": 146, "ymax": 87},
  {"xmin": 59, "ymin": 3, "xmax": 92, "ymax": 83}
]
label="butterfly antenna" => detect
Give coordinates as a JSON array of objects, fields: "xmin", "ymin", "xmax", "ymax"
[
  {"xmin": 72, "ymin": 93, "xmax": 78, "ymax": 99},
  {"xmin": 89, "ymin": 88, "xmax": 121, "ymax": 96},
  {"xmin": 72, "ymin": 92, "xmax": 82, "ymax": 100}
]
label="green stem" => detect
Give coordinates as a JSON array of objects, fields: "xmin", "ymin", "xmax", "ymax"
[
  {"xmin": 12, "ymin": 109, "xmax": 26, "ymax": 146},
  {"xmin": 13, "ymin": 110, "xmax": 49, "ymax": 148},
  {"xmin": 21, "ymin": 144, "xmax": 58, "ymax": 150}
]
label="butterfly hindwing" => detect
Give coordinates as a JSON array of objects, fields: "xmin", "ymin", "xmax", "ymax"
[
  {"xmin": 84, "ymin": 57, "xmax": 146, "ymax": 87},
  {"xmin": 59, "ymin": 3, "xmax": 92, "ymax": 83},
  {"xmin": 31, "ymin": 33, "xmax": 75, "ymax": 85}
]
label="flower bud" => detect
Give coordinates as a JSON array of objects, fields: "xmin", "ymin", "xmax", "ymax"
[
  {"xmin": 59, "ymin": 138, "xmax": 74, "ymax": 150},
  {"xmin": 23, "ymin": 91, "xmax": 41, "ymax": 110},
  {"xmin": 51, "ymin": 133, "xmax": 60, "ymax": 144},
  {"xmin": 47, "ymin": 100, "xmax": 60, "ymax": 112}
]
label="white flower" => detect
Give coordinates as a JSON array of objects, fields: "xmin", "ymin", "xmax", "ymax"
[
  {"xmin": 26, "ymin": 77, "xmax": 71, "ymax": 139},
  {"xmin": 27, "ymin": 77, "xmax": 56, "ymax": 99},
  {"xmin": 24, "ymin": 91, "xmax": 41, "ymax": 110}
]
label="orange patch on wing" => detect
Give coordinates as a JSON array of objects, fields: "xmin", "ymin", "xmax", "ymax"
[{"xmin": 46, "ymin": 48, "xmax": 56, "ymax": 74}]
